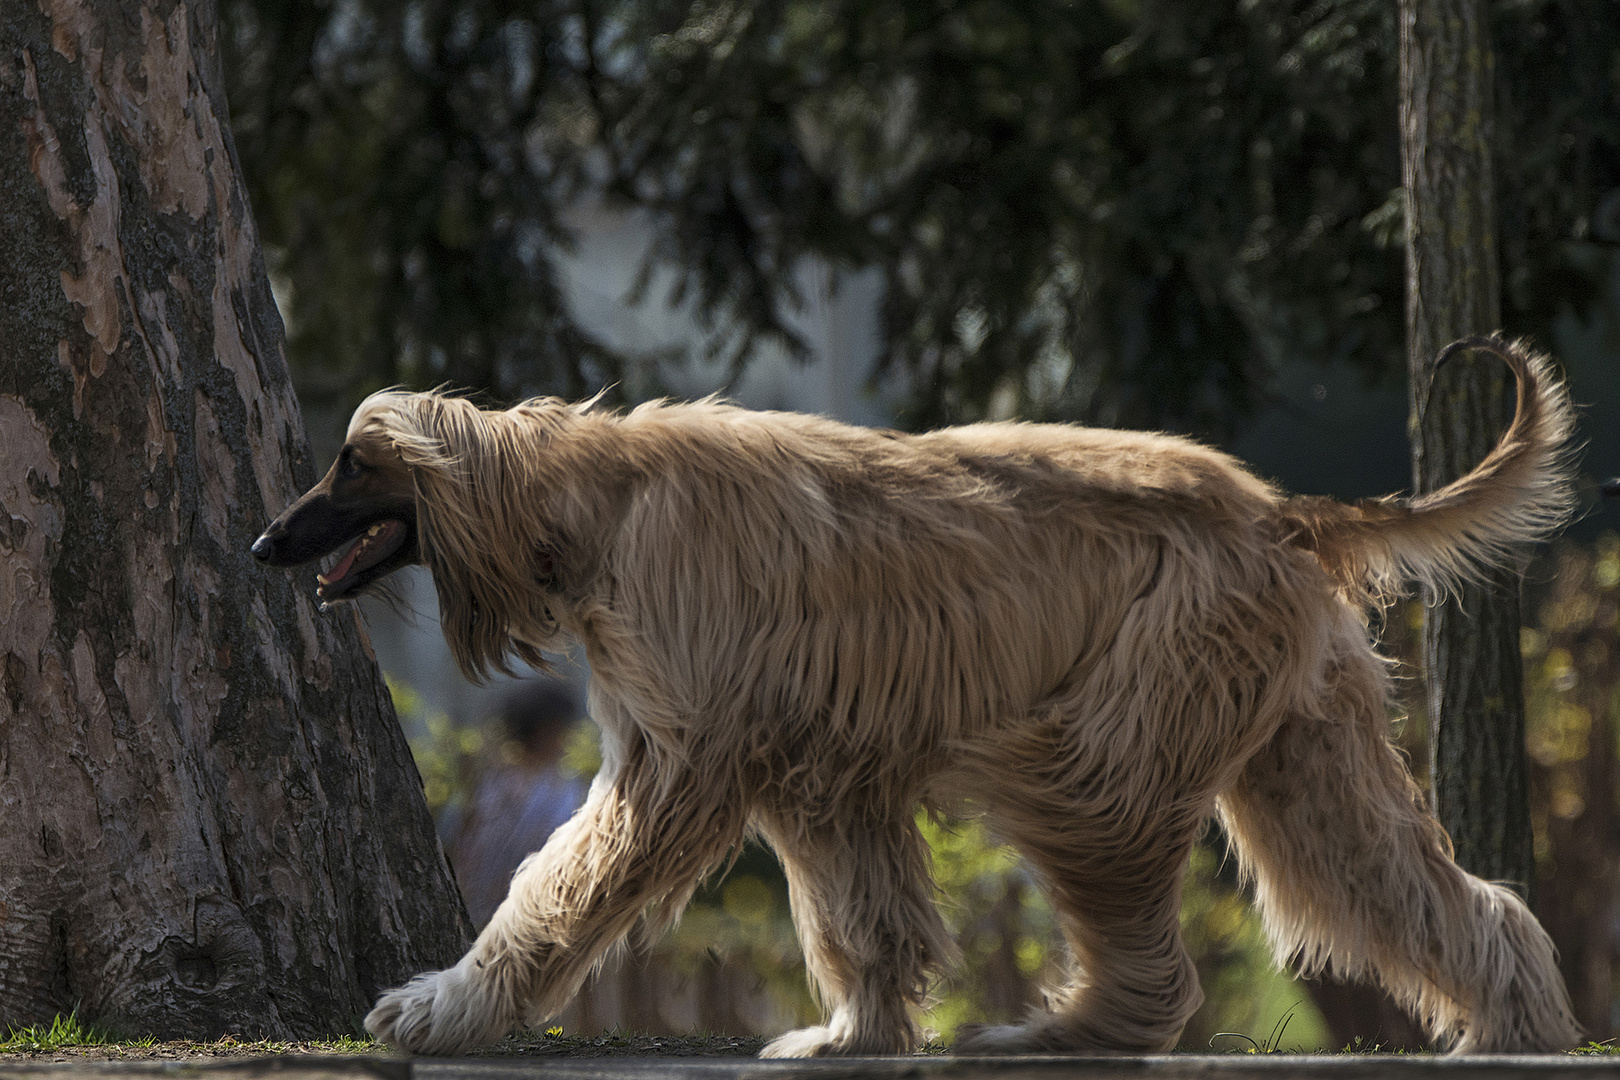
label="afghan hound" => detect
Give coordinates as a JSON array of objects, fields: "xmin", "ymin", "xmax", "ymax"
[{"xmin": 253, "ymin": 334, "xmax": 1582, "ymax": 1056}]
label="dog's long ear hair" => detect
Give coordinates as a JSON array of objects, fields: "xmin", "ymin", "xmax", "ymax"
[{"xmin": 349, "ymin": 391, "xmax": 585, "ymax": 681}]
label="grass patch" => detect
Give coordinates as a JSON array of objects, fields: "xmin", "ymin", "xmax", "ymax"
[
  {"xmin": 0, "ymin": 1012, "xmax": 153, "ymax": 1052},
  {"xmin": 0, "ymin": 1018, "xmax": 764, "ymax": 1060},
  {"xmin": 1572, "ymin": 1041, "xmax": 1620, "ymax": 1055},
  {"xmin": 179, "ymin": 1035, "xmax": 382, "ymax": 1055},
  {"xmin": 0, "ymin": 1014, "xmax": 381, "ymax": 1058}
]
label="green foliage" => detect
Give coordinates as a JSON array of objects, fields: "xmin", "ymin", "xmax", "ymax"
[
  {"xmin": 1208, "ymin": 1002, "xmax": 1302, "ymax": 1053},
  {"xmin": 1572, "ymin": 1040, "xmax": 1620, "ymax": 1055},
  {"xmin": 918, "ymin": 813, "xmax": 1054, "ymax": 1037},
  {"xmin": 661, "ymin": 842, "xmax": 815, "ymax": 1025},
  {"xmin": 1521, "ymin": 536, "xmax": 1620, "ymax": 857},
  {"xmin": 388, "ymin": 677, "xmax": 485, "ymax": 819},
  {"xmin": 1178, "ymin": 842, "xmax": 1328, "ymax": 1051},
  {"xmin": 1519, "ymin": 535, "xmax": 1620, "ymax": 1039},
  {"xmin": 917, "ymin": 813, "xmax": 1328, "ymax": 1049},
  {"xmin": 223, "ymin": 0, "xmax": 1620, "ymax": 435},
  {"xmin": 559, "ymin": 714, "xmax": 604, "ymax": 779},
  {"xmin": 603, "ymin": 0, "xmax": 1410, "ymax": 432},
  {"xmin": 389, "ymin": 678, "xmax": 604, "ymax": 825},
  {"xmin": 223, "ymin": 0, "xmax": 626, "ymax": 416}
]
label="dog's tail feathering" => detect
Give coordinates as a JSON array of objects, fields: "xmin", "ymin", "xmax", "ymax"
[{"xmin": 1275, "ymin": 334, "xmax": 1578, "ymax": 605}]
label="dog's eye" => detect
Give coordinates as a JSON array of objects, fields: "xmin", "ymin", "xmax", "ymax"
[{"xmin": 338, "ymin": 447, "xmax": 364, "ymax": 479}]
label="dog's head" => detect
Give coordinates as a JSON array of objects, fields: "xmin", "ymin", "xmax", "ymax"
[
  {"xmin": 251, "ymin": 412, "xmax": 420, "ymax": 604},
  {"xmin": 255, "ymin": 389, "xmax": 591, "ymax": 677}
]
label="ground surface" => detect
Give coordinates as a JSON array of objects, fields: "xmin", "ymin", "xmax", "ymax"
[
  {"xmin": 4, "ymin": 1035, "xmax": 1620, "ymax": 1079},
  {"xmin": 3, "ymin": 1045, "xmax": 1620, "ymax": 1080},
  {"xmin": 0, "ymin": 1035, "xmax": 765, "ymax": 1066}
]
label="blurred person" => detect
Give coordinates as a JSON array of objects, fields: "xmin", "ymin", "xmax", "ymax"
[{"xmin": 451, "ymin": 678, "xmax": 587, "ymax": 926}]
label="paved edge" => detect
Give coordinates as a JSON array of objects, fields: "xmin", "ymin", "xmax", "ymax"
[{"xmin": 2, "ymin": 1056, "xmax": 1619, "ymax": 1080}]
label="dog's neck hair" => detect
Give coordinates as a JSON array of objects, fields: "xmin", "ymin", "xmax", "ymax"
[{"xmin": 352, "ymin": 391, "xmax": 629, "ymax": 681}]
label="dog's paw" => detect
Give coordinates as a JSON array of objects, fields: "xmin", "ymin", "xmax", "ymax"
[
  {"xmin": 760, "ymin": 1026, "xmax": 844, "ymax": 1058},
  {"xmin": 364, "ymin": 962, "xmax": 512, "ymax": 1056},
  {"xmin": 760, "ymin": 1018, "xmax": 918, "ymax": 1057},
  {"xmin": 952, "ymin": 1022, "xmax": 1039, "ymax": 1056}
]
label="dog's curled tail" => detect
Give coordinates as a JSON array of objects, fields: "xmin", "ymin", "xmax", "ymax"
[{"xmin": 1277, "ymin": 334, "xmax": 1578, "ymax": 605}]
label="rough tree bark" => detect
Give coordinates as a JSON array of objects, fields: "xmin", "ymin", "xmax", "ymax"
[
  {"xmin": 0, "ymin": 0, "xmax": 470, "ymax": 1038},
  {"xmin": 1399, "ymin": 0, "xmax": 1534, "ymax": 892}
]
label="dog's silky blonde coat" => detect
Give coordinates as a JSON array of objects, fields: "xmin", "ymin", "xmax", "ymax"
[{"xmin": 358, "ymin": 335, "xmax": 1580, "ymax": 1056}]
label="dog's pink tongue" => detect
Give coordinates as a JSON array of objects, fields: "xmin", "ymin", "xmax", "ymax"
[{"xmin": 323, "ymin": 543, "xmax": 362, "ymax": 586}]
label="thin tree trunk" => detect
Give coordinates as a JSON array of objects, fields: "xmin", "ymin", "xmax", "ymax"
[
  {"xmin": 0, "ymin": 0, "xmax": 470, "ymax": 1038},
  {"xmin": 1400, "ymin": 0, "xmax": 1534, "ymax": 893}
]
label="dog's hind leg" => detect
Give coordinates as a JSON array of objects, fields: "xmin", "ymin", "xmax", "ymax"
[
  {"xmin": 954, "ymin": 768, "xmax": 1207, "ymax": 1055},
  {"xmin": 365, "ymin": 731, "xmax": 745, "ymax": 1055},
  {"xmin": 1217, "ymin": 645, "xmax": 1581, "ymax": 1052},
  {"xmin": 753, "ymin": 811, "xmax": 954, "ymax": 1057}
]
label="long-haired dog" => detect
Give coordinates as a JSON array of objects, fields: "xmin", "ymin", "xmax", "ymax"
[{"xmin": 254, "ymin": 334, "xmax": 1581, "ymax": 1056}]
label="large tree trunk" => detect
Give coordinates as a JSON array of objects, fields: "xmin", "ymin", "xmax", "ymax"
[
  {"xmin": 1399, "ymin": 0, "xmax": 1534, "ymax": 892},
  {"xmin": 0, "ymin": 0, "xmax": 470, "ymax": 1038}
]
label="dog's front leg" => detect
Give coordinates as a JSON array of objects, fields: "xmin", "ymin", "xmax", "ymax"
[
  {"xmin": 753, "ymin": 812, "xmax": 953, "ymax": 1057},
  {"xmin": 365, "ymin": 741, "xmax": 742, "ymax": 1055}
]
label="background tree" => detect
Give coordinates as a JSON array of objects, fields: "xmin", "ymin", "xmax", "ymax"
[
  {"xmin": 225, "ymin": 0, "xmax": 1410, "ymax": 429},
  {"xmin": 1400, "ymin": 0, "xmax": 1533, "ymax": 892},
  {"xmin": 0, "ymin": 0, "xmax": 469, "ymax": 1036},
  {"xmin": 222, "ymin": 0, "xmax": 1618, "ymax": 438}
]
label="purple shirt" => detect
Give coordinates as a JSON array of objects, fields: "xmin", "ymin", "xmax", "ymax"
[{"xmin": 452, "ymin": 764, "xmax": 586, "ymax": 926}]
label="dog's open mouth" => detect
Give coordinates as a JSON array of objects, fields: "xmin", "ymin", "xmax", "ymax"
[{"xmin": 317, "ymin": 519, "xmax": 409, "ymax": 601}]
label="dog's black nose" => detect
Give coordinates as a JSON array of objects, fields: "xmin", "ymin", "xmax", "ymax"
[{"xmin": 251, "ymin": 534, "xmax": 274, "ymax": 562}]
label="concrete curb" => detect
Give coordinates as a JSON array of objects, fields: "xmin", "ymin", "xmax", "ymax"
[{"xmin": 4, "ymin": 1057, "xmax": 1620, "ymax": 1080}]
